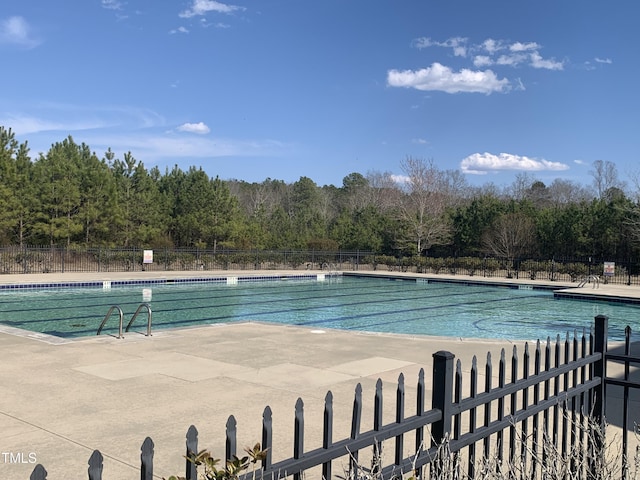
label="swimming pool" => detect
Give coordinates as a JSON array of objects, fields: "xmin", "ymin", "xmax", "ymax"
[{"xmin": 0, "ymin": 275, "xmax": 638, "ymax": 340}]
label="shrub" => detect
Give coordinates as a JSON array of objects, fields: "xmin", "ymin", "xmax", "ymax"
[
  {"xmin": 483, "ymin": 257, "xmax": 501, "ymax": 274},
  {"xmin": 519, "ymin": 259, "xmax": 540, "ymax": 280},
  {"xmin": 164, "ymin": 443, "xmax": 268, "ymax": 480},
  {"xmin": 374, "ymin": 255, "xmax": 397, "ymax": 271},
  {"xmin": 560, "ymin": 262, "xmax": 589, "ymax": 282},
  {"xmin": 457, "ymin": 256, "xmax": 482, "ymax": 276}
]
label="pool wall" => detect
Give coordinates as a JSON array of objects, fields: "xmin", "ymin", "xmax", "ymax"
[{"xmin": 0, "ymin": 273, "xmax": 337, "ymax": 290}]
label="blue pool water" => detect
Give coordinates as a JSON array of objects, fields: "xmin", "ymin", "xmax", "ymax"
[{"xmin": 0, "ymin": 276, "xmax": 638, "ymax": 340}]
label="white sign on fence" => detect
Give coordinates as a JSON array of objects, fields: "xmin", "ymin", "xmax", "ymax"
[{"xmin": 604, "ymin": 261, "xmax": 615, "ymax": 277}]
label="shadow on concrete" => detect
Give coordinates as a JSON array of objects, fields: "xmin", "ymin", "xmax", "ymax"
[{"xmin": 604, "ymin": 339, "xmax": 640, "ymax": 434}]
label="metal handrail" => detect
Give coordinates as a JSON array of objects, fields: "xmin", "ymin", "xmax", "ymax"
[
  {"xmin": 321, "ymin": 262, "xmax": 338, "ymax": 274},
  {"xmin": 125, "ymin": 303, "xmax": 153, "ymax": 336},
  {"xmin": 578, "ymin": 274, "xmax": 600, "ymax": 288},
  {"xmin": 97, "ymin": 305, "xmax": 124, "ymax": 338}
]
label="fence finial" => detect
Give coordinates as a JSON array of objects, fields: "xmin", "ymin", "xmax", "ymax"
[
  {"xmin": 374, "ymin": 379, "xmax": 383, "ymax": 432},
  {"xmin": 262, "ymin": 406, "xmax": 273, "ymax": 469},
  {"xmin": 30, "ymin": 464, "xmax": 47, "ymax": 480},
  {"xmin": 294, "ymin": 398, "xmax": 304, "ymax": 459},
  {"xmin": 141, "ymin": 437, "xmax": 154, "ymax": 480},
  {"xmin": 185, "ymin": 425, "xmax": 198, "ymax": 480},
  {"xmin": 88, "ymin": 450, "xmax": 103, "ymax": 480},
  {"xmin": 226, "ymin": 415, "xmax": 237, "ymax": 461}
]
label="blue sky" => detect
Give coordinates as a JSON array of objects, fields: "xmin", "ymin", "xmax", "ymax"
[{"xmin": 1, "ymin": 1, "xmax": 637, "ymax": 189}]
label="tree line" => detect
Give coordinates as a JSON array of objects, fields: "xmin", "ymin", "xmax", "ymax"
[{"xmin": 1, "ymin": 126, "xmax": 639, "ymax": 261}]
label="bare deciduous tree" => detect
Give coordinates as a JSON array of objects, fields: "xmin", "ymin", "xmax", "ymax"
[
  {"xmin": 396, "ymin": 157, "xmax": 459, "ymax": 254},
  {"xmin": 546, "ymin": 178, "xmax": 593, "ymax": 206},
  {"xmin": 505, "ymin": 172, "xmax": 536, "ymax": 201},
  {"xmin": 590, "ymin": 159, "xmax": 625, "ymax": 199},
  {"xmin": 482, "ymin": 212, "xmax": 536, "ymax": 261},
  {"xmin": 366, "ymin": 170, "xmax": 401, "ymax": 214}
]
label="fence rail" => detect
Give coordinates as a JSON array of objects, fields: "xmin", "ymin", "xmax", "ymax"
[{"xmin": 27, "ymin": 315, "xmax": 639, "ymax": 480}]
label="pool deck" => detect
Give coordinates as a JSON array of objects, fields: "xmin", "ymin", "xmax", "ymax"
[{"xmin": 1, "ymin": 270, "xmax": 639, "ymax": 479}]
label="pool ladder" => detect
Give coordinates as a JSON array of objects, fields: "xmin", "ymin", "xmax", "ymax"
[
  {"xmin": 321, "ymin": 262, "xmax": 338, "ymax": 275},
  {"xmin": 97, "ymin": 303, "xmax": 152, "ymax": 339},
  {"xmin": 577, "ymin": 274, "xmax": 600, "ymax": 289}
]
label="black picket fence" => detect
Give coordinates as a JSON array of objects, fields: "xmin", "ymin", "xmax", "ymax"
[
  {"xmin": 28, "ymin": 316, "xmax": 640, "ymax": 479},
  {"xmin": 2, "ymin": 245, "xmax": 639, "ymax": 286}
]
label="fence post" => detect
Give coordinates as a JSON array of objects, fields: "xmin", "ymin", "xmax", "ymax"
[
  {"xmin": 293, "ymin": 398, "xmax": 304, "ymax": 480},
  {"xmin": 590, "ymin": 314, "xmax": 608, "ymax": 477},
  {"xmin": 322, "ymin": 391, "xmax": 333, "ymax": 480},
  {"xmin": 592, "ymin": 315, "xmax": 608, "ymax": 428},
  {"xmin": 431, "ymin": 351, "xmax": 455, "ymax": 447}
]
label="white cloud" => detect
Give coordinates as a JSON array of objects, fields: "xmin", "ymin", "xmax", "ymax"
[
  {"xmin": 530, "ymin": 52, "xmax": 564, "ymax": 70},
  {"xmin": 391, "ymin": 174, "xmax": 410, "ymax": 184},
  {"xmin": 496, "ymin": 53, "xmax": 528, "ymax": 67},
  {"xmin": 7, "ymin": 115, "xmax": 286, "ymax": 161},
  {"xmin": 412, "ymin": 138, "xmax": 428, "ymax": 145},
  {"xmin": 169, "ymin": 26, "xmax": 189, "ymax": 34},
  {"xmin": 101, "ymin": 0, "xmax": 124, "ymax": 10},
  {"xmin": 413, "ymin": 37, "xmax": 434, "ymax": 49},
  {"xmin": 179, "ymin": 0, "xmax": 245, "ymax": 18},
  {"xmin": 447, "ymin": 37, "xmax": 467, "ymax": 57},
  {"xmin": 413, "ymin": 37, "xmax": 566, "ymax": 73},
  {"xmin": 0, "ymin": 115, "xmax": 65, "ymax": 135},
  {"xmin": 460, "ymin": 152, "xmax": 570, "ymax": 175},
  {"xmin": 0, "ymin": 103, "xmax": 166, "ymax": 137},
  {"xmin": 0, "ymin": 105, "xmax": 286, "ymax": 164},
  {"xmin": 387, "ymin": 63, "xmax": 509, "ymax": 94},
  {"xmin": 177, "ymin": 122, "xmax": 211, "ymax": 134},
  {"xmin": 482, "ymin": 38, "xmax": 503, "ymax": 54},
  {"xmin": 510, "ymin": 42, "xmax": 539, "ymax": 52},
  {"xmin": 473, "ymin": 55, "xmax": 493, "ymax": 67},
  {"xmin": 0, "ymin": 16, "xmax": 40, "ymax": 48},
  {"xmin": 81, "ymin": 133, "xmax": 287, "ymax": 164},
  {"xmin": 595, "ymin": 57, "xmax": 612, "ymax": 64},
  {"xmin": 413, "ymin": 36, "xmax": 468, "ymax": 57}
]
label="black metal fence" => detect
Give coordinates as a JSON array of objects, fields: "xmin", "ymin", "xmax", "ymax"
[
  {"xmin": 373, "ymin": 255, "xmax": 640, "ymax": 286},
  {"xmin": 28, "ymin": 315, "xmax": 640, "ymax": 479},
  {"xmin": 2, "ymin": 246, "xmax": 640, "ymax": 286},
  {"xmin": 0, "ymin": 246, "xmax": 373, "ymax": 274}
]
